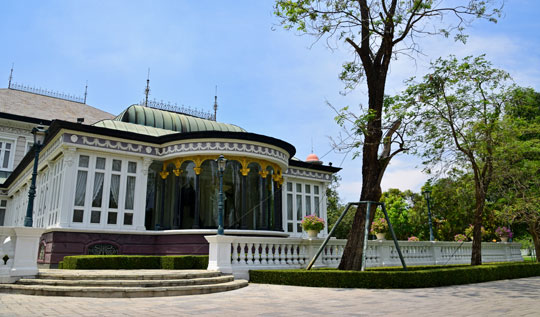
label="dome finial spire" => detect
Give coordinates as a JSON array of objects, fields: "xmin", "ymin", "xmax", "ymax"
[
  {"xmin": 84, "ymin": 80, "xmax": 88, "ymax": 104},
  {"xmin": 213, "ymin": 85, "xmax": 218, "ymax": 121},
  {"xmin": 144, "ymin": 68, "xmax": 151, "ymax": 107},
  {"xmin": 8, "ymin": 63, "xmax": 14, "ymax": 88}
]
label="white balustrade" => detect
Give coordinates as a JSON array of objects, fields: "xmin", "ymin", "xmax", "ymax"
[
  {"xmin": 0, "ymin": 227, "xmax": 45, "ymax": 284},
  {"xmin": 205, "ymin": 235, "xmax": 524, "ymax": 279}
]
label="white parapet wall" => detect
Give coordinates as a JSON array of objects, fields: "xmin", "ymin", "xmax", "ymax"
[
  {"xmin": 205, "ymin": 235, "xmax": 523, "ymax": 279},
  {"xmin": 0, "ymin": 227, "xmax": 46, "ymax": 283}
]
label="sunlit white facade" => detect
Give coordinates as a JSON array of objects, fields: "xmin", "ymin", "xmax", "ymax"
[{"xmin": 0, "ymin": 88, "xmax": 339, "ymax": 267}]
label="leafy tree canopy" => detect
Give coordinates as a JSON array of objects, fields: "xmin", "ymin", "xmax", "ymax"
[{"xmin": 274, "ymin": 0, "xmax": 502, "ymax": 270}]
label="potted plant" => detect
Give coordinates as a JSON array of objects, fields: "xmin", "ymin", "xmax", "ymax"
[
  {"xmin": 454, "ymin": 233, "xmax": 467, "ymax": 242},
  {"xmin": 495, "ymin": 226, "xmax": 513, "ymax": 242},
  {"xmin": 301, "ymin": 214, "xmax": 325, "ymax": 238},
  {"xmin": 370, "ymin": 218, "xmax": 388, "ymax": 240},
  {"xmin": 408, "ymin": 236, "xmax": 419, "ymax": 242}
]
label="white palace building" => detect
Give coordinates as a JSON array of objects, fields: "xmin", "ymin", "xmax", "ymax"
[{"xmin": 0, "ymin": 84, "xmax": 339, "ymax": 268}]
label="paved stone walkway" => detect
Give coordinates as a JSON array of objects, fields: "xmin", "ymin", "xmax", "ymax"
[{"xmin": 1, "ymin": 276, "xmax": 539, "ymax": 316}]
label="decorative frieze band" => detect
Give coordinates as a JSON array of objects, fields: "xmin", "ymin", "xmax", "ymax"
[
  {"xmin": 284, "ymin": 168, "xmax": 332, "ymax": 181},
  {"xmin": 0, "ymin": 126, "xmax": 31, "ymax": 136},
  {"xmin": 63, "ymin": 133, "xmax": 289, "ymax": 166},
  {"xmin": 158, "ymin": 142, "xmax": 288, "ymax": 165},
  {"xmin": 64, "ymin": 135, "xmax": 152, "ymax": 154}
]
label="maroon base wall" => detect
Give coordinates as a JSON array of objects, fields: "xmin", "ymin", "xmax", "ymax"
[{"xmin": 38, "ymin": 231, "xmax": 210, "ymax": 266}]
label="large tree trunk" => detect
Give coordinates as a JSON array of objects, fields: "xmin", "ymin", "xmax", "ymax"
[
  {"xmin": 338, "ymin": 75, "xmax": 385, "ymax": 270},
  {"xmin": 337, "ymin": 0, "xmax": 394, "ymax": 268},
  {"xmin": 337, "ymin": 167, "xmax": 382, "ymax": 270},
  {"xmin": 471, "ymin": 184, "xmax": 486, "ymax": 265},
  {"xmin": 530, "ymin": 220, "xmax": 540, "ymax": 262}
]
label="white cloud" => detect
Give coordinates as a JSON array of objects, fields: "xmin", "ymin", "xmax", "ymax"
[
  {"xmin": 337, "ymin": 180, "xmax": 362, "ymax": 203},
  {"xmin": 384, "ymin": 33, "xmax": 540, "ymax": 95},
  {"xmin": 337, "ymin": 168, "xmax": 427, "ymax": 203},
  {"xmin": 381, "ymin": 168, "xmax": 429, "ymax": 193}
]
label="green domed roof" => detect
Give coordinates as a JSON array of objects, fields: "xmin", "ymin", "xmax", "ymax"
[
  {"xmin": 113, "ymin": 105, "xmax": 245, "ymax": 133},
  {"xmin": 93, "ymin": 120, "xmax": 177, "ymax": 136}
]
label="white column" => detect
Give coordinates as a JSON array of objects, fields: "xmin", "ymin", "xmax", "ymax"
[
  {"xmin": 8, "ymin": 227, "xmax": 45, "ymax": 282},
  {"xmin": 205, "ymin": 235, "xmax": 235, "ymax": 274},
  {"xmin": 303, "ymin": 237, "xmax": 325, "ymax": 267},
  {"xmin": 0, "ymin": 228, "xmax": 15, "ymax": 282},
  {"xmin": 58, "ymin": 147, "xmax": 77, "ymax": 228},
  {"xmin": 504, "ymin": 242, "xmax": 512, "ymax": 261},
  {"xmin": 378, "ymin": 240, "xmax": 393, "ymax": 266},
  {"xmin": 322, "ymin": 182, "xmax": 328, "ymax": 236},
  {"xmin": 281, "ymin": 177, "xmax": 288, "ymax": 232},
  {"xmin": 4, "ymin": 198, "xmax": 14, "ymax": 226},
  {"xmin": 431, "ymin": 241, "xmax": 443, "ymax": 265},
  {"xmin": 134, "ymin": 157, "xmax": 152, "ymax": 231}
]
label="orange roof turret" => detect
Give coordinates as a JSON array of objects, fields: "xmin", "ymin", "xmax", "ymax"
[{"xmin": 306, "ymin": 153, "xmax": 323, "ymax": 165}]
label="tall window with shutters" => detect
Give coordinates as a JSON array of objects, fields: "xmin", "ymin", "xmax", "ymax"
[{"xmin": 72, "ymin": 154, "xmax": 138, "ymax": 228}]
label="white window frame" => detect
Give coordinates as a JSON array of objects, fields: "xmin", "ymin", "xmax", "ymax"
[
  {"xmin": 0, "ymin": 137, "xmax": 16, "ymax": 171},
  {"xmin": 70, "ymin": 153, "xmax": 139, "ymax": 229},
  {"xmin": 283, "ymin": 179, "xmax": 325, "ymax": 237},
  {"xmin": 0, "ymin": 199, "xmax": 7, "ymax": 226}
]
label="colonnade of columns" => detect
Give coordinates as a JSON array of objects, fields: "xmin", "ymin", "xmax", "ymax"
[{"xmin": 156, "ymin": 155, "xmax": 284, "ymax": 231}]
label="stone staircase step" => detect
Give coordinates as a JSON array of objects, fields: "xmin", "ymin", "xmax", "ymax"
[
  {"xmin": 0, "ymin": 270, "xmax": 248, "ymax": 298},
  {"xmin": 0, "ymin": 279, "xmax": 249, "ymax": 298},
  {"xmin": 17, "ymin": 275, "xmax": 234, "ymax": 287},
  {"xmin": 36, "ymin": 269, "xmax": 221, "ymax": 280}
]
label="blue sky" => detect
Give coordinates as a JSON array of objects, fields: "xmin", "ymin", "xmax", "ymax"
[{"xmin": 1, "ymin": 1, "xmax": 539, "ymax": 203}]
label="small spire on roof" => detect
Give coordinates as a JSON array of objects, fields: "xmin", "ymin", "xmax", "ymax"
[
  {"xmin": 144, "ymin": 68, "xmax": 151, "ymax": 107},
  {"xmin": 307, "ymin": 139, "xmax": 323, "ymax": 164},
  {"xmin": 84, "ymin": 80, "xmax": 88, "ymax": 104},
  {"xmin": 8, "ymin": 63, "xmax": 14, "ymax": 88},
  {"xmin": 213, "ymin": 85, "xmax": 218, "ymax": 121}
]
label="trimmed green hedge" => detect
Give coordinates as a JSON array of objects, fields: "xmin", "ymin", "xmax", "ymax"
[
  {"xmin": 161, "ymin": 255, "xmax": 208, "ymax": 269},
  {"xmin": 61, "ymin": 255, "xmax": 208, "ymax": 270},
  {"xmin": 250, "ymin": 262, "xmax": 540, "ymax": 288}
]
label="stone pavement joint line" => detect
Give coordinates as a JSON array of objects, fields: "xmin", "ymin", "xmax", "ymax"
[
  {"xmin": 0, "ymin": 269, "xmax": 247, "ymax": 298},
  {"xmin": 0, "ymin": 276, "xmax": 539, "ymax": 316}
]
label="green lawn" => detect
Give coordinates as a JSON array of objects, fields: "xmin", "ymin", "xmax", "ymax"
[{"xmin": 523, "ymin": 256, "xmax": 538, "ymax": 262}]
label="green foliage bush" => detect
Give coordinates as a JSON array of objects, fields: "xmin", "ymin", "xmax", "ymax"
[
  {"xmin": 161, "ymin": 255, "xmax": 209, "ymax": 270},
  {"xmin": 250, "ymin": 262, "xmax": 540, "ymax": 288},
  {"xmin": 61, "ymin": 255, "xmax": 209, "ymax": 270}
]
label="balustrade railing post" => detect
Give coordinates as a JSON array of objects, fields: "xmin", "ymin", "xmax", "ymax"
[
  {"xmin": 378, "ymin": 241, "xmax": 392, "ymax": 267},
  {"xmin": 239, "ymin": 242, "xmax": 247, "ymax": 265},
  {"xmin": 205, "ymin": 235, "xmax": 234, "ymax": 274},
  {"xmin": 304, "ymin": 238, "xmax": 324, "ymax": 268},
  {"xmin": 504, "ymin": 242, "xmax": 512, "ymax": 262},
  {"xmin": 1, "ymin": 227, "xmax": 45, "ymax": 283},
  {"xmin": 431, "ymin": 241, "xmax": 442, "ymax": 265},
  {"xmin": 0, "ymin": 230, "xmax": 15, "ymax": 282}
]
